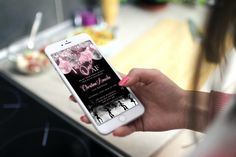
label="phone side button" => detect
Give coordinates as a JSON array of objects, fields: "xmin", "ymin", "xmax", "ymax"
[{"xmin": 118, "ymin": 115, "xmax": 126, "ymax": 122}]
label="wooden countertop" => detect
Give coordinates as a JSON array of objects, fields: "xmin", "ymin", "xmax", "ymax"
[{"xmin": 111, "ymin": 19, "xmax": 216, "ymax": 90}]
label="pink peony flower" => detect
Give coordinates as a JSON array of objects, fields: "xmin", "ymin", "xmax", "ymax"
[
  {"xmin": 79, "ymin": 47, "xmax": 93, "ymax": 64},
  {"xmin": 58, "ymin": 57, "xmax": 75, "ymax": 74}
]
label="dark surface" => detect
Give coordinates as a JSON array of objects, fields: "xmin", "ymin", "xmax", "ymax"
[{"xmin": 0, "ymin": 71, "xmax": 129, "ymax": 157}]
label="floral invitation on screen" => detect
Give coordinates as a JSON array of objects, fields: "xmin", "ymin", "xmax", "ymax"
[{"xmin": 52, "ymin": 41, "xmax": 137, "ymax": 125}]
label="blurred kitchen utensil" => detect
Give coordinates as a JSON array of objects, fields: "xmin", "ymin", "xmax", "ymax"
[
  {"xmin": 10, "ymin": 12, "xmax": 49, "ymax": 75},
  {"xmin": 27, "ymin": 12, "xmax": 43, "ymax": 50}
]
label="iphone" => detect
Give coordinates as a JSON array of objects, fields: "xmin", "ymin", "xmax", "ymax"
[{"xmin": 45, "ymin": 34, "xmax": 144, "ymax": 134}]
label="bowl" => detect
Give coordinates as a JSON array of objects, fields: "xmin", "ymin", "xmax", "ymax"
[{"xmin": 10, "ymin": 50, "xmax": 49, "ymax": 75}]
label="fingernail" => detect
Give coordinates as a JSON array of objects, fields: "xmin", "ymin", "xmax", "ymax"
[
  {"xmin": 69, "ymin": 96, "xmax": 75, "ymax": 101},
  {"xmin": 119, "ymin": 76, "xmax": 129, "ymax": 86}
]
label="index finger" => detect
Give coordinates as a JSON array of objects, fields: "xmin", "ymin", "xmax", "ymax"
[{"xmin": 69, "ymin": 95, "xmax": 77, "ymax": 102}]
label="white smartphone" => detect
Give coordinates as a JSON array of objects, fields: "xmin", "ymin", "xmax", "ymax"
[{"xmin": 45, "ymin": 33, "xmax": 145, "ymax": 134}]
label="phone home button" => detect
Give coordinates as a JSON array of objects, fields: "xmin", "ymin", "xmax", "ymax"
[{"xmin": 118, "ymin": 115, "xmax": 126, "ymax": 122}]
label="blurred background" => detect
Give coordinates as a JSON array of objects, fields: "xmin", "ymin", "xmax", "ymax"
[
  {"xmin": 0, "ymin": 0, "xmax": 213, "ymax": 85},
  {"xmin": 0, "ymin": 0, "xmax": 209, "ymax": 50},
  {"xmin": 0, "ymin": 0, "xmax": 219, "ymax": 157}
]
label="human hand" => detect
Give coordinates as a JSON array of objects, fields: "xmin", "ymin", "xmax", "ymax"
[{"xmin": 69, "ymin": 68, "xmax": 188, "ymax": 136}]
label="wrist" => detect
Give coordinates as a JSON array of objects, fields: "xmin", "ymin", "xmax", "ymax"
[
  {"xmin": 178, "ymin": 89, "xmax": 191, "ymax": 129},
  {"xmin": 184, "ymin": 91, "xmax": 210, "ymax": 132}
]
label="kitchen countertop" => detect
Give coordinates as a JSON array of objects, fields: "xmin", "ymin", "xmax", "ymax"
[
  {"xmin": 0, "ymin": 60, "xmax": 182, "ymax": 157},
  {"xmin": 0, "ymin": 4, "xmax": 209, "ymax": 157}
]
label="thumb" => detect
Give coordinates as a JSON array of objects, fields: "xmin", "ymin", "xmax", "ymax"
[
  {"xmin": 119, "ymin": 68, "xmax": 158, "ymax": 86},
  {"xmin": 112, "ymin": 125, "xmax": 136, "ymax": 137}
]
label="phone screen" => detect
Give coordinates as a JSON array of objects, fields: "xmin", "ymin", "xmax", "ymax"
[{"xmin": 51, "ymin": 40, "xmax": 138, "ymax": 125}]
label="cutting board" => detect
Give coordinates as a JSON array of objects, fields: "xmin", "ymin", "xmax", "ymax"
[{"xmin": 111, "ymin": 19, "xmax": 216, "ymax": 90}]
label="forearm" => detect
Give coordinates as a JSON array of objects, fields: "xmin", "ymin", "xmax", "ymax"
[{"xmin": 183, "ymin": 90, "xmax": 234, "ymax": 132}]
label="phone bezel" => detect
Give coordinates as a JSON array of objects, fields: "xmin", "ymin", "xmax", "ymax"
[{"xmin": 45, "ymin": 33, "xmax": 145, "ymax": 134}]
